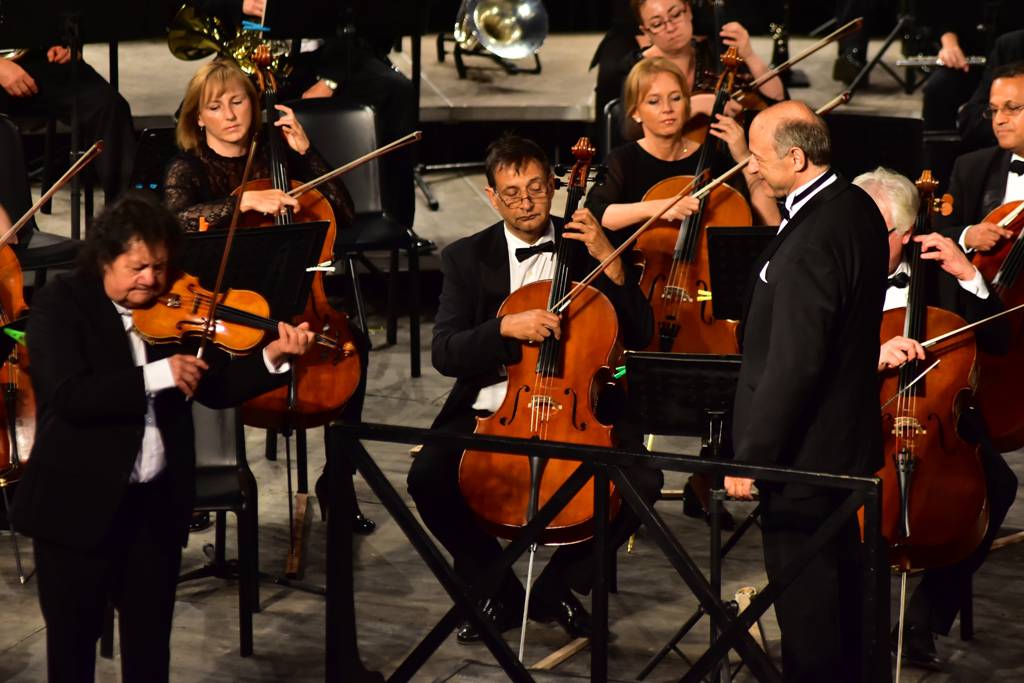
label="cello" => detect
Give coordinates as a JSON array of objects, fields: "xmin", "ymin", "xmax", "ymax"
[
  {"xmin": 873, "ymin": 171, "xmax": 988, "ymax": 571},
  {"xmin": 963, "ymin": 199, "xmax": 1024, "ymax": 451},
  {"xmin": 233, "ymin": 65, "xmax": 361, "ymax": 430},
  {"xmin": 459, "ymin": 137, "xmax": 621, "ymax": 546},
  {"xmin": 636, "ymin": 48, "xmax": 752, "ymax": 354}
]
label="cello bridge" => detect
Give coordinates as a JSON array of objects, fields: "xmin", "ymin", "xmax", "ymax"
[
  {"xmin": 528, "ymin": 395, "xmax": 563, "ymax": 418},
  {"xmin": 662, "ymin": 286, "xmax": 692, "ymax": 303},
  {"xmin": 891, "ymin": 416, "xmax": 926, "ymax": 436}
]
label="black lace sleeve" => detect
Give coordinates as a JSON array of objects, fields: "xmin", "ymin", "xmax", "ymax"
[
  {"xmin": 163, "ymin": 154, "xmax": 238, "ymax": 232},
  {"xmin": 290, "ymin": 148, "xmax": 356, "ymax": 230}
]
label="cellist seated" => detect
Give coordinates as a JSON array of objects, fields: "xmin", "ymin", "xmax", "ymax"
[
  {"xmin": 407, "ymin": 134, "xmax": 663, "ymax": 643},
  {"xmin": 855, "ymin": 167, "xmax": 1017, "ymax": 671}
]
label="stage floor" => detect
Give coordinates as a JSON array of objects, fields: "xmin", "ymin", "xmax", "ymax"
[{"xmin": 6, "ymin": 30, "xmax": 1022, "ymax": 683}]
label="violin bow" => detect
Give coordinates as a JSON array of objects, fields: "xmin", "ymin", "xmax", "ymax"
[
  {"xmin": 921, "ymin": 300, "xmax": 1024, "ymax": 350},
  {"xmin": 287, "ymin": 131, "xmax": 423, "ymax": 199},
  {"xmin": 735, "ymin": 18, "xmax": 864, "ymax": 98},
  {"xmin": 0, "ymin": 140, "xmax": 103, "ymax": 250},
  {"xmin": 195, "ymin": 134, "xmax": 261, "ymax": 360},
  {"xmin": 549, "ymin": 91, "xmax": 851, "ymax": 315}
]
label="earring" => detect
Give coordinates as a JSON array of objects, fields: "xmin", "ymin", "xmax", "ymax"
[{"xmin": 633, "ymin": 117, "xmax": 642, "ymax": 124}]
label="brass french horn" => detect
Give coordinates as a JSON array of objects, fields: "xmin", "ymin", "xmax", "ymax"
[
  {"xmin": 453, "ymin": 0, "xmax": 548, "ymax": 61},
  {"xmin": 167, "ymin": 4, "xmax": 290, "ymax": 77}
]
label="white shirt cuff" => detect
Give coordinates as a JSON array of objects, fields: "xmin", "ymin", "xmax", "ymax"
[
  {"xmin": 143, "ymin": 359, "xmax": 176, "ymax": 395},
  {"xmin": 958, "ymin": 225, "xmax": 974, "ymax": 253},
  {"xmin": 263, "ymin": 348, "xmax": 290, "ymax": 375},
  {"xmin": 958, "ymin": 267, "xmax": 989, "ymax": 299}
]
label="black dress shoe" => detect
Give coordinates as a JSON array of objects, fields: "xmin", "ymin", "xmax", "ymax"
[
  {"xmin": 833, "ymin": 51, "xmax": 867, "ymax": 86},
  {"xmin": 892, "ymin": 624, "xmax": 944, "ymax": 671},
  {"xmin": 352, "ymin": 513, "xmax": 377, "ymax": 535},
  {"xmin": 188, "ymin": 511, "xmax": 212, "ymax": 533},
  {"xmin": 456, "ymin": 598, "xmax": 523, "ymax": 644},
  {"xmin": 530, "ymin": 591, "xmax": 592, "ymax": 639}
]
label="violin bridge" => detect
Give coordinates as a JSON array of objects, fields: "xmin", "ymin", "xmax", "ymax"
[{"xmin": 891, "ymin": 416, "xmax": 926, "ymax": 436}]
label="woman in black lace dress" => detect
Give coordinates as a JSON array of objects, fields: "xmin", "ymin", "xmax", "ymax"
[{"xmin": 166, "ymin": 59, "xmax": 377, "ymax": 524}]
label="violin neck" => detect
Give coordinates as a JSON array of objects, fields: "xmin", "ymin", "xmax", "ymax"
[{"xmin": 215, "ymin": 302, "xmax": 333, "ymax": 349}]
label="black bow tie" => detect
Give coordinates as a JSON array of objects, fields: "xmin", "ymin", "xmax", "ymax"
[
  {"xmin": 515, "ymin": 240, "xmax": 555, "ymax": 262},
  {"xmin": 887, "ymin": 271, "xmax": 910, "ymax": 289},
  {"xmin": 778, "ymin": 202, "xmax": 790, "ymax": 221},
  {"xmin": 1011, "ymin": 159, "xmax": 1024, "ymax": 176}
]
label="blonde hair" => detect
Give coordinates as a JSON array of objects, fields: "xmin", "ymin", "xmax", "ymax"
[
  {"xmin": 176, "ymin": 59, "xmax": 259, "ymax": 153},
  {"xmin": 623, "ymin": 57, "xmax": 691, "ymax": 123},
  {"xmin": 852, "ymin": 167, "xmax": 920, "ymax": 235}
]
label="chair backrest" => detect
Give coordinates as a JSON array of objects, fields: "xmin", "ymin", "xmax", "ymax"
[
  {"xmin": 286, "ymin": 100, "xmax": 383, "ymax": 215},
  {"xmin": 130, "ymin": 127, "xmax": 179, "ymax": 195},
  {"xmin": 192, "ymin": 404, "xmax": 243, "ymax": 469},
  {"xmin": 601, "ymin": 97, "xmax": 642, "ymax": 157}
]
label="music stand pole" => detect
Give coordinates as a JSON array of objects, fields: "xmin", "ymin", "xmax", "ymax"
[{"xmin": 64, "ymin": 11, "xmax": 82, "ymax": 240}]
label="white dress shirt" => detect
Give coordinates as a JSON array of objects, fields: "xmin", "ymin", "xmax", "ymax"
[
  {"xmin": 114, "ymin": 302, "xmax": 290, "ymax": 483},
  {"xmin": 472, "ymin": 222, "xmax": 557, "ymax": 412},
  {"xmin": 882, "ymin": 261, "xmax": 989, "ymax": 313},
  {"xmin": 958, "ymin": 153, "xmax": 1024, "ymax": 251},
  {"xmin": 776, "ymin": 170, "xmax": 837, "ymax": 234}
]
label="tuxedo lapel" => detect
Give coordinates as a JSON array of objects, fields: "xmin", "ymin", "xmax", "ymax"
[
  {"xmin": 74, "ymin": 275, "xmax": 136, "ymax": 369},
  {"xmin": 981, "ymin": 150, "xmax": 1012, "ymax": 217},
  {"xmin": 480, "ymin": 221, "xmax": 512, "ymax": 300},
  {"xmin": 739, "ymin": 176, "xmax": 847, "ymax": 327}
]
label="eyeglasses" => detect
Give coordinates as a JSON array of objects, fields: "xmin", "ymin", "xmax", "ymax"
[
  {"xmin": 982, "ymin": 102, "xmax": 1024, "ymax": 119},
  {"xmin": 496, "ymin": 182, "xmax": 551, "ymax": 208},
  {"xmin": 644, "ymin": 5, "xmax": 690, "ymax": 34}
]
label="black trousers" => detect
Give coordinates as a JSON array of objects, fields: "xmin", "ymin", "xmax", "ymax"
[
  {"xmin": 0, "ymin": 53, "xmax": 136, "ymax": 202},
  {"xmin": 407, "ymin": 409, "xmax": 663, "ymax": 610},
  {"xmin": 922, "ymin": 67, "xmax": 983, "ymax": 131},
  {"xmin": 761, "ymin": 491, "xmax": 866, "ymax": 683},
  {"xmin": 906, "ymin": 412, "xmax": 1019, "ymax": 636},
  {"xmin": 33, "ymin": 476, "xmax": 182, "ymax": 683}
]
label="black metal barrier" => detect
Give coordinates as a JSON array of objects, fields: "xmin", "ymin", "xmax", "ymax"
[{"xmin": 332, "ymin": 422, "xmax": 888, "ymax": 683}]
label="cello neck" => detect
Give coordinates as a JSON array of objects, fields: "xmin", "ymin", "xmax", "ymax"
[
  {"xmin": 900, "ymin": 171, "xmax": 940, "ymax": 395},
  {"xmin": 261, "ymin": 77, "xmax": 293, "ymax": 226}
]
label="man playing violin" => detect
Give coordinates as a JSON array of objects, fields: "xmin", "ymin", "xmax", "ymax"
[
  {"xmin": 10, "ymin": 193, "xmax": 316, "ymax": 682},
  {"xmin": 724, "ymin": 101, "xmax": 889, "ymax": 683},
  {"xmin": 856, "ymin": 168, "xmax": 1017, "ymax": 671},
  {"xmin": 407, "ymin": 134, "xmax": 661, "ymax": 643},
  {"xmin": 937, "ymin": 62, "xmax": 1024, "ymax": 252}
]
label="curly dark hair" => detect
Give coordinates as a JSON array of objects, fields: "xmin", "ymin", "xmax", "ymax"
[{"xmin": 77, "ymin": 191, "xmax": 184, "ymax": 278}]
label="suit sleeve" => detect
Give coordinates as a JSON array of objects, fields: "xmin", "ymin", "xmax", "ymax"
[
  {"xmin": 593, "ymin": 257, "xmax": 654, "ymax": 350},
  {"xmin": 193, "ymin": 346, "xmax": 291, "ymax": 409},
  {"xmin": 957, "ymin": 277, "xmax": 1010, "ymax": 355},
  {"xmin": 734, "ymin": 240, "xmax": 840, "ymax": 466},
  {"xmin": 27, "ymin": 283, "xmax": 148, "ymax": 425},
  {"xmin": 431, "ymin": 246, "xmax": 521, "ymax": 378}
]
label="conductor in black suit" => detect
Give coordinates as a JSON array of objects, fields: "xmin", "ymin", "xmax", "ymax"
[
  {"xmin": 724, "ymin": 101, "xmax": 889, "ymax": 682},
  {"xmin": 11, "ymin": 193, "xmax": 316, "ymax": 682},
  {"xmin": 407, "ymin": 134, "xmax": 660, "ymax": 643},
  {"xmin": 856, "ymin": 167, "xmax": 1017, "ymax": 671},
  {"xmin": 936, "ymin": 62, "xmax": 1024, "ymax": 252}
]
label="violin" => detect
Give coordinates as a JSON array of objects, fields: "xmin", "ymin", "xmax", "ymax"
[
  {"xmin": 0, "ymin": 246, "xmax": 32, "ymax": 486},
  {"xmin": 636, "ymin": 47, "xmax": 752, "ymax": 355},
  {"xmin": 963, "ymin": 199, "xmax": 1024, "ymax": 451},
  {"xmin": 458, "ymin": 138, "xmax": 620, "ymax": 545},
  {"xmin": 872, "ymin": 171, "xmax": 988, "ymax": 570},
  {"xmin": 233, "ymin": 65, "xmax": 362, "ymax": 430},
  {"xmin": 131, "ymin": 273, "xmax": 347, "ymax": 355}
]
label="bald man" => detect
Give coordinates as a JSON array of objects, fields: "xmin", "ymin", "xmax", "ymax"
[{"xmin": 725, "ymin": 101, "xmax": 890, "ymax": 682}]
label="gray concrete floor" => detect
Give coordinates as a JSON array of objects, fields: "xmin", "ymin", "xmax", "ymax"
[{"xmin": 2, "ymin": 31, "xmax": 1022, "ymax": 683}]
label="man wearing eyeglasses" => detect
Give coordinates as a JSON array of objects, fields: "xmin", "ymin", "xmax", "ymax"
[
  {"xmin": 407, "ymin": 134, "xmax": 660, "ymax": 644},
  {"xmin": 937, "ymin": 62, "xmax": 1024, "ymax": 251}
]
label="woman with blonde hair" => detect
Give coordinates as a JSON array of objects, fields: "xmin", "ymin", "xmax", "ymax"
[
  {"xmin": 164, "ymin": 59, "xmax": 352, "ymax": 232},
  {"xmin": 586, "ymin": 57, "xmax": 779, "ymax": 234}
]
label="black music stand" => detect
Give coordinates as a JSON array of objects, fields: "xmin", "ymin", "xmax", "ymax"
[
  {"xmin": 706, "ymin": 226, "xmax": 776, "ymax": 322},
  {"xmin": 182, "ymin": 221, "xmax": 330, "ymax": 596}
]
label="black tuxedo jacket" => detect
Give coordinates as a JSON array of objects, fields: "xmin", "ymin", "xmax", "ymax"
[
  {"xmin": 733, "ymin": 176, "xmax": 889, "ymax": 497},
  {"xmin": 11, "ymin": 271, "xmax": 289, "ymax": 550},
  {"xmin": 431, "ymin": 218, "xmax": 653, "ymax": 429},
  {"xmin": 936, "ymin": 146, "xmax": 1013, "ymax": 240},
  {"xmin": 915, "ymin": 259, "xmax": 1009, "ymax": 356}
]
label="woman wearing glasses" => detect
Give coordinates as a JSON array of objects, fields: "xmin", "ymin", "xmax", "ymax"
[
  {"xmin": 587, "ymin": 57, "xmax": 780, "ymax": 239},
  {"xmin": 595, "ymin": 0, "xmax": 785, "ymax": 122}
]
